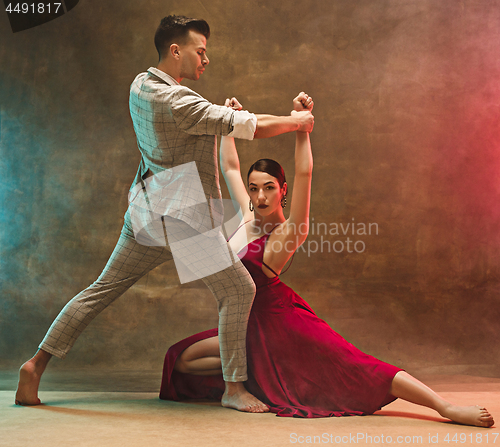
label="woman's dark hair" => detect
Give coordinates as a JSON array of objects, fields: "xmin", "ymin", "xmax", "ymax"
[
  {"xmin": 154, "ymin": 15, "xmax": 210, "ymax": 61},
  {"xmin": 247, "ymin": 159, "xmax": 286, "ymax": 188}
]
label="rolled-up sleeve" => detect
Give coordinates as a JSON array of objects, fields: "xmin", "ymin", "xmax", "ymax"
[
  {"xmin": 227, "ymin": 110, "xmax": 257, "ymax": 140},
  {"xmin": 169, "ymin": 87, "xmax": 257, "ymax": 139},
  {"xmin": 170, "ymin": 87, "xmax": 235, "ymax": 136}
]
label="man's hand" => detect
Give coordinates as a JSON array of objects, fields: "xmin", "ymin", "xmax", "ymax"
[
  {"xmin": 224, "ymin": 97, "xmax": 243, "ymax": 111},
  {"xmin": 291, "ymin": 110, "xmax": 314, "ymax": 133},
  {"xmin": 293, "ymin": 92, "xmax": 314, "ymax": 112}
]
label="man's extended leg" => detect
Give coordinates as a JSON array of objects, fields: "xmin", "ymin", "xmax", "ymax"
[
  {"xmin": 17, "ymin": 215, "xmax": 267, "ymax": 411},
  {"xmin": 16, "ymin": 216, "xmax": 173, "ymax": 405}
]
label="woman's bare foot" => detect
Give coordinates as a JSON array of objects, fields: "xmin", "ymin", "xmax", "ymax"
[
  {"xmin": 15, "ymin": 350, "xmax": 52, "ymax": 406},
  {"xmin": 222, "ymin": 382, "xmax": 269, "ymax": 413},
  {"xmin": 440, "ymin": 404, "xmax": 495, "ymax": 428}
]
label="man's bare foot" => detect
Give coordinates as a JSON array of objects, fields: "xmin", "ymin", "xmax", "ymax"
[
  {"xmin": 222, "ymin": 382, "xmax": 269, "ymax": 413},
  {"xmin": 440, "ymin": 404, "xmax": 495, "ymax": 428},
  {"xmin": 15, "ymin": 360, "xmax": 42, "ymax": 405},
  {"xmin": 15, "ymin": 350, "xmax": 52, "ymax": 406}
]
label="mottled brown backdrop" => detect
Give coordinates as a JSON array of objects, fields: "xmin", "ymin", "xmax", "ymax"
[{"xmin": 1, "ymin": 0, "xmax": 499, "ymax": 378}]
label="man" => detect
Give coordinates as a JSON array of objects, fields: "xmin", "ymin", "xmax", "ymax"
[{"xmin": 16, "ymin": 15, "xmax": 314, "ymax": 412}]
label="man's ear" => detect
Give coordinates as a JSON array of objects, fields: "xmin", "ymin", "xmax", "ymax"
[{"xmin": 170, "ymin": 43, "xmax": 181, "ymax": 60}]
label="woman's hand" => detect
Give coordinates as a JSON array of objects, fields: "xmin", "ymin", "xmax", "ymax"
[
  {"xmin": 293, "ymin": 92, "xmax": 314, "ymax": 112},
  {"xmin": 224, "ymin": 97, "xmax": 243, "ymax": 110}
]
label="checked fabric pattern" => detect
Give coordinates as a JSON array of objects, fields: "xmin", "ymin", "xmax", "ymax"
[
  {"xmin": 129, "ymin": 67, "xmax": 251, "ymax": 233},
  {"xmin": 40, "ymin": 213, "xmax": 256, "ymax": 382},
  {"xmin": 38, "ymin": 68, "xmax": 258, "ymax": 382}
]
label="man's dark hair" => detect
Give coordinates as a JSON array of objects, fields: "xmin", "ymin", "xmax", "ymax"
[{"xmin": 154, "ymin": 15, "xmax": 210, "ymax": 60}]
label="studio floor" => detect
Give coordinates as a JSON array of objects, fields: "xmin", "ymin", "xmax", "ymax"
[{"xmin": 1, "ymin": 371, "xmax": 499, "ymax": 447}]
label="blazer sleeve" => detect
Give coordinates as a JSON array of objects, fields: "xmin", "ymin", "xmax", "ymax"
[{"xmin": 170, "ymin": 87, "xmax": 236, "ymax": 137}]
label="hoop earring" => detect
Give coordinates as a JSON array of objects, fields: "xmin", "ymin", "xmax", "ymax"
[
  {"xmin": 281, "ymin": 196, "xmax": 287, "ymax": 208},
  {"xmin": 249, "ymin": 200, "xmax": 254, "ymax": 212}
]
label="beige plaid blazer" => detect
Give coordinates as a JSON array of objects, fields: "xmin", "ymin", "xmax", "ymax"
[{"xmin": 129, "ymin": 67, "xmax": 244, "ymax": 233}]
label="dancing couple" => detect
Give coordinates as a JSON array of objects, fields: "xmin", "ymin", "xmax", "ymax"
[{"xmin": 16, "ymin": 15, "xmax": 493, "ymax": 427}]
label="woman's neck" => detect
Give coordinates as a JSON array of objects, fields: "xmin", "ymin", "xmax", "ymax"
[{"xmin": 252, "ymin": 210, "xmax": 286, "ymax": 235}]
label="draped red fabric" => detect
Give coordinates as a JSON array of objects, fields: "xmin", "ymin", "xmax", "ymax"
[{"xmin": 160, "ymin": 234, "xmax": 402, "ymax": 418}]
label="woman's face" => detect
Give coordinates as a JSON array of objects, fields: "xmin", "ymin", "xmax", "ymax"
[{"xmin": 248, "ymin": 170, "xmax": 286, "ymax": 216}]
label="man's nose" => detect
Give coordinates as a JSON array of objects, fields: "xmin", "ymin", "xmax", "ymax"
[{"xmin": 203, "ymin": 55, "xmax": 209, "ymax": 65}]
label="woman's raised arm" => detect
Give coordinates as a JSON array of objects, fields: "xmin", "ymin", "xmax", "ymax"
[
  {"xmin": 220, "ymin": 136, "xmax": 252, "ymax": 220},
  {"xmin": 283, "ymin": 93, "xmax": 314, "ymax": 249},
  {"xmin": 288, "ymin": 130, "xmax": 313, "ymax": 242}
]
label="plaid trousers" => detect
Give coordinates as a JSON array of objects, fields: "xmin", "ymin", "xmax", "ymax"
[{"xmin": 39, "ymin": 211, "xmax": 256, "ymax": 382}]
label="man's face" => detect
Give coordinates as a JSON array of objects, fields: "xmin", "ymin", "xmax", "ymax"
[{"xmin": 178, "ymin": 30, "xmax": 209, "ymax": 81}]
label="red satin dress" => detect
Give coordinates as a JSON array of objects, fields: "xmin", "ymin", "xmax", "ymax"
[{"xmin": 159, "ymin": 231, "xmax": 403, "ymax": 418}]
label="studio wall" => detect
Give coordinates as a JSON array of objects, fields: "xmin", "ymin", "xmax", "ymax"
[{"xmin": 1, "ymin": 0, "xmax": 499, "ymax": 376}]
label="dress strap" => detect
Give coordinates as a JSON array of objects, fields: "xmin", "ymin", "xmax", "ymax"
[
  {"xmin": 261, "ymin": 260, "xmax": 280, "ymax": 277},
  {"xmin": 262, "ymin": 225, "xmax": 295, "ymax": 277},
  {"xmin": 280, "ymin": 253, "xmax": 295, "ymax": 275},
  {"xmin": 262, "ymin": 253, "xmax": 295, "ymax": 277},
  {"xmin": 226, "ymin": 220, "xmax": 252, "ymax": 242}
]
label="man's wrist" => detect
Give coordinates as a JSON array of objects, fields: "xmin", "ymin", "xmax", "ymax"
[{"xmin": 290, "ymin": 114, "xmax": 301, "ymax": 132}]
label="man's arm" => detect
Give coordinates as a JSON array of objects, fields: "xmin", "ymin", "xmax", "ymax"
[
  {"xmin": 253, "ymin": 112, "xmax": 314, "ymax": 139},
  {"xmin": 224, "ymin": 95, "xmax": 314, "ymax": 140}
]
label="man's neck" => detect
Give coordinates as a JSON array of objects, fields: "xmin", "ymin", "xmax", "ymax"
[{"xmin": 156, "ymin": 61, "xmax": 182, "ymax": 83}]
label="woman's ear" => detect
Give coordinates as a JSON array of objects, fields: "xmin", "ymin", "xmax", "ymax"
[{"xmin": 282, "ymin": 182, "xmax": 288, "ymax": 197}]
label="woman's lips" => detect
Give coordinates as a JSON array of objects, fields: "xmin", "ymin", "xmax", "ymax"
[{"xmin": 258, "ymin": 204, "xmax": 268, "ymax": 209}]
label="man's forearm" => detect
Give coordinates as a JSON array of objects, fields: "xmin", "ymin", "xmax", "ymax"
[{"xmin": 253, "ymin": 114, "xmax": 301, "ymax": 139}]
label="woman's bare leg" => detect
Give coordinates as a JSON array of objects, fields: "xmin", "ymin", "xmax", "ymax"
[
  {"xmin": 15, "ymin": 349, "xmax": 52, "ymax": 405},
  {"xmin": 173, "ymin": 336, "xmax": 268, "ymax": 413},
  {"xmin": 389, "ymin": 371, "xmax": 494, "ymax": 427},
  {"xmin": 174, "ymin": 336, "xmax": 222, "ymax": 376}
]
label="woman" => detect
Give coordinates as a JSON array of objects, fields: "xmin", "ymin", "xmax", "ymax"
[{"xmin": 159, "ymin": 93, "xmax": 494, "ymax": 426}]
